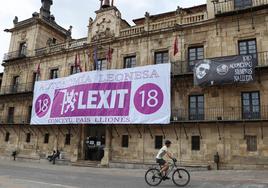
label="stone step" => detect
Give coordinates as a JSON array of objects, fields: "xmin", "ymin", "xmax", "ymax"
[
  {"xmin": 40, "ymin": 158, "xmax": 71, "ymax": 166},
  {"xmin": 71, "ymin": 160, "xmax": 100, "ymax": 168}
]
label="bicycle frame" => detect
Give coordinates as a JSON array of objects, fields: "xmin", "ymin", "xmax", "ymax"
[{"xmin": 161, "ymin": 160, "xmax": 177, "ymax": 177}]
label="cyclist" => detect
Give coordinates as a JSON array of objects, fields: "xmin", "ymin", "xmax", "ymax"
[{"xmin": 156, "ymin": 140, "xmax": 174, "ymax": 180}]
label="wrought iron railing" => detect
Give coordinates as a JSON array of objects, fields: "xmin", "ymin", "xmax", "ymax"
[
  {"xmin": 0, "ymin": 116, "xmax": 29, "ymax": 124},
  {"xmin": 171, "ymin": 105, "xmax": 268, "ymax": 122},
  {"xmin": 0, "ymin": 83, "xmax": 34, "ymax": 95},
  {"xmin": 3, "ymin": 49, "xmax": 28, "ymax": 61},
  {"xmin": 34, "ymin": 38, "xmax": 88, "ymax": 57},
  {"xmin": 214, "ymin": 0, "xmax": 268, "ymax": 15}
]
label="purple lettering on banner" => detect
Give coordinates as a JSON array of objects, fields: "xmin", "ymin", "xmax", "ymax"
[
  {"xmin": 134, "ymin": 83, "xmax": 164, "ymax": 115},
  {"xmin": 35, "ymin": 94, "xmax": 51, "ymax": 118},
  {"xmin": 50, "ymin": 82, "xmax": 131, "ymax": 118}
]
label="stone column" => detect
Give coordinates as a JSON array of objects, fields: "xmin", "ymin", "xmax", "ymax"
[{"xmin": 101, "ymin": 126, "xmax": 112, "ymax": 166}]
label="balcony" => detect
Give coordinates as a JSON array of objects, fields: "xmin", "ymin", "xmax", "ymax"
[
  {"xmin": 3, "ymin": 49, "xmax": 28, "ymax": 62},
  {"xmin": 0, "ymin": 116, "xmax": 29, "ymax": 125},
  {"xmin": 171, "ymin": 105, "xmax": 268, "ymax": 122},
  {"xmin": 0, "ymin": 83, "xmax": 34, "ymax": 95},
  {"xmin": 214, "ymin": 0, "xmax": 268, "ymax": 16},
  {"xmin": 171, "ymin": 51, "xmax": 268, "ymax": 75},
  {"xmin": 34, "ymin": 38, "xmax": 88, "ymax": 56}
]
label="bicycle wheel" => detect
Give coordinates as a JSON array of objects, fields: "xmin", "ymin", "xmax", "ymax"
[
  {"xmin": 172, "ymin": 168, "xmax": 190, "ymax": 187},
  {"xmin": 145, "ymin": 168, "xmax": 162, "ymax": 186}
]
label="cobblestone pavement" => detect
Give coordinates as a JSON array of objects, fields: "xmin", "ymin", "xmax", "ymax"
[{"xmin": 0, "ymin": 160, "xmax": 267, "ymax": 188}]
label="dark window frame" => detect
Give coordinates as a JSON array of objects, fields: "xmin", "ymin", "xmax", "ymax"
[
  {"xmin": 245, "ymin": 135, "xmax": 257, "ymax": 152},
  {"xmin": 33, "ymin": 72, "xmax": 40, "ymax": 82},
  {"xmin": 154, "ymin": 51, "xmax": 169, "ymax": 64},
  {"xmin": 65, "ymin": 134, "xmax": 71, "ymax": 145},
  {"xmin": 70, "ymin": 65, "xmax": 81, "ymax": 75},
  {"xmin": 188, "ymin": 46, "xmax": 204, "ymax": 70},
  {"xmin": 19, "ymin": 42, "xmax": 27, "ymax": 56},
  {"xmin": 5, "ymin": 132, "xmax": 10, "ymax": 142},
  {"xmin": 191, "ymin": 136, "xmax": 200, "ymax": 151},
  {"xmin": 7, "ymin": 107, "xmax": 15, "ymax": 124},
  {"xmin": 27, "ymin": 106, "xmax": 32, "ymax": 123},
  {"xmin": 241, "ymin": 91, "xmax": 260, "ymax": 120},
  {"xmin": 155, "ymin": 136, "xmax": 163, "ymax": 149},
  {"xmin": 26, "ymin": 133, "xmax": 31, "ymax": 143},
  {"xmin": 12, "ymin": 76, "xmax": 19, "ymax": 93},
  {"xmin": 96, "ymin": 59, "xmax": 107, "ymax": 71},
  {"xmin": 238, "ymin": 39, "xmax": 257, "ymax": 59},
  {"xmin": 124, "ymin": 56, "xmax": 136, "ymax": 68},
  {"xmin": 44, "ymin": 133, "xmax": 50, "ymax": 144},
  {"xmin": 50, "ymin": 69, "xmax": 59, "ymax": 79},
  {"xmin": 189, "ymin": 95, "xmax": 205, "ymax": 120},
  {"xmin": 121, "ymin": 135, "xmax": 129, "ymax": 148},
  {"xmin": 52, "ymin": 38, "xmax": 57, "ymax": 44}
]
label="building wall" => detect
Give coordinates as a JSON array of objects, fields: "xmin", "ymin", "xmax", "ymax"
[
  {"xmin": 109, "ymin": 123, "xmax": 268, "ymax": 169},
  {"xmin": 0, "ymin": 2, "xmax": 268, "ymax": 169}
]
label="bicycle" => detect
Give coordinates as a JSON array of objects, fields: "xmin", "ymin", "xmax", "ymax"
[{"xmin": 145, "ymin": 159, "xmax": 190, "ymax": 187}]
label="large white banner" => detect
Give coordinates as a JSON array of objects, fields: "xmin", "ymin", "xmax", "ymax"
[{"xmin": 31, "ymin": 64, "xmax": 171, "ymax": 125}]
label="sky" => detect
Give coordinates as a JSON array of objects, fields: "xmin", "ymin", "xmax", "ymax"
[{"xmin": 0, "ymin": 0, "xmax": 206, "ymax": 72}]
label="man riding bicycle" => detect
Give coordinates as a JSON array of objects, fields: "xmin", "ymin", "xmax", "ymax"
[{"xmin": 156, "ymin": 140, "xmax": 176, "ymax": 180}]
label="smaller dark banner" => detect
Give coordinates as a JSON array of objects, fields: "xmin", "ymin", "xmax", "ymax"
[{"xmin": 194, "ymin": 55, "xmax": 257, "ymax": 87}]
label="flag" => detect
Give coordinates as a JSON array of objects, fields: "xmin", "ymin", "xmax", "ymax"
[
  {"xmin": 106, "ymin": 46, "xmax": 113, "ymax": 64},
  {"xmin": 74, "ymin": 53, "xmax": 82, "ymax": 72},
  {"xmin": 93, "ymin": 45, "xmax": 98, "ymax": 70},
  {"xmin": 173, "ymin": 36, "xmax": 179, "ymax": 56}
]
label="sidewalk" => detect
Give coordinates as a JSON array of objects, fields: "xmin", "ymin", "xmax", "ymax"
[{"xmin": 0, "ymin": 159, "xmax": 268, "ymax": 188}]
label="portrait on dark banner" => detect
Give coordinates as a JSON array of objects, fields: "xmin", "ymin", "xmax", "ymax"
[{"xmin": 194, "ymin": 55, "xmax": 257, "ymax": 87}]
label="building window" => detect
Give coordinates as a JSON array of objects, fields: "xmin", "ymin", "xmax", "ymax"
[
  {"xmin": 96, "ymin": 59, "xmax": 107, "ymax": 71},
  {"xmin": 155, "ymin": 51, "xmax": 169, "ymax": 64},
  {"xmin": 124, "ymin": 56, "xmax": 136, "ymax": 68},
  {"xmin": 7, "ymin": 107, "xmax": 15, "ymax": 124},
  {"xmin": 246, "ymin": 135, "xmax": 257, "ymax": 152},
  {"xmin": 155, "ymin": 136, "xmax": 163, "ymax": 149},
  {"xmin": 189, "ymin": 95, "xmax": 204, "ymax": 120},
  {"xmin": 239, "ymin": 39, "xmax": 257, "ymax": 59},
  {"xmin": 5, "ymin": 132, "xmax": 10, "ymax": 142},
  {"xmin": 44, "ymin": 133, "xmax": 50, "ymax": 144},
  {"xmin": 234, "ymin": 0, "xmax": 252, "ymax": 9},
  {"xmin": 52, "ymin": 38, "xmax": 57, "ymax": 44},
  {"xmin": 121, "ymin": 135, "xmax": 129, "ymax": 148},
  {"xmin": 70, "ymin": 65, "xmax": 81, "ymax": 75},
  {"xmin": 50, "ymin": 69, "xmax": 59, "ymax": 79},
  {"xmin": 27, "ymin": 106, "xmax": 32, "ymax": 123},
  {"xmin": 188, "ymin": 46, "xmax": 204, "ymax": 70},
  {"xmin": 191, "ymin": 136, "xmax": 200, "ymax": 151},
  {"xmin": 33, "ymin": 72, "xmax": 40, "ymax": 83},
  {"xmin": 19, "ymin": 42, "xmax": 27, "ymax": 56},
  {"xmin": 32, "ymin": 73, "xmax": 38, "ymax": 90},
  {"xmin": 12, "ymin": 76, "xmax": 19, "ymax": 93},
  {"xmin": 65, "ymin": 134, "xmax": 71, "ymax": 145},
  {"xmin": 26, "ymin": 133, "xmax": 31, "ymax": 143},
  {"xmin": 242, "ymin": 92, "xmax": 260, "ymax": 119}
]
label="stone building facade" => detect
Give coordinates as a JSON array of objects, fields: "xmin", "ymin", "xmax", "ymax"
[{"xmin": 0, "ymin": 0, "xmax": 268, "ymax": 169}]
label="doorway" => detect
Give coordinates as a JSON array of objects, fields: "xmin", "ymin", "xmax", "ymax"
[{"xmin": 84, "ymin": 126, "xmax": 106, "ymax": 161}]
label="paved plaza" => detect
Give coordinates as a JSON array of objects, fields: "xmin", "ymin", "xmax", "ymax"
[{"xmin": 0, "ymin": 160, "xmax": 267, "ymax": 188}]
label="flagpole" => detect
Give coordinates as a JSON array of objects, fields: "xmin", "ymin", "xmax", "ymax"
[{"xmin": 180, "ymin": 32, "xmax": 183, "ymax": 74}]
